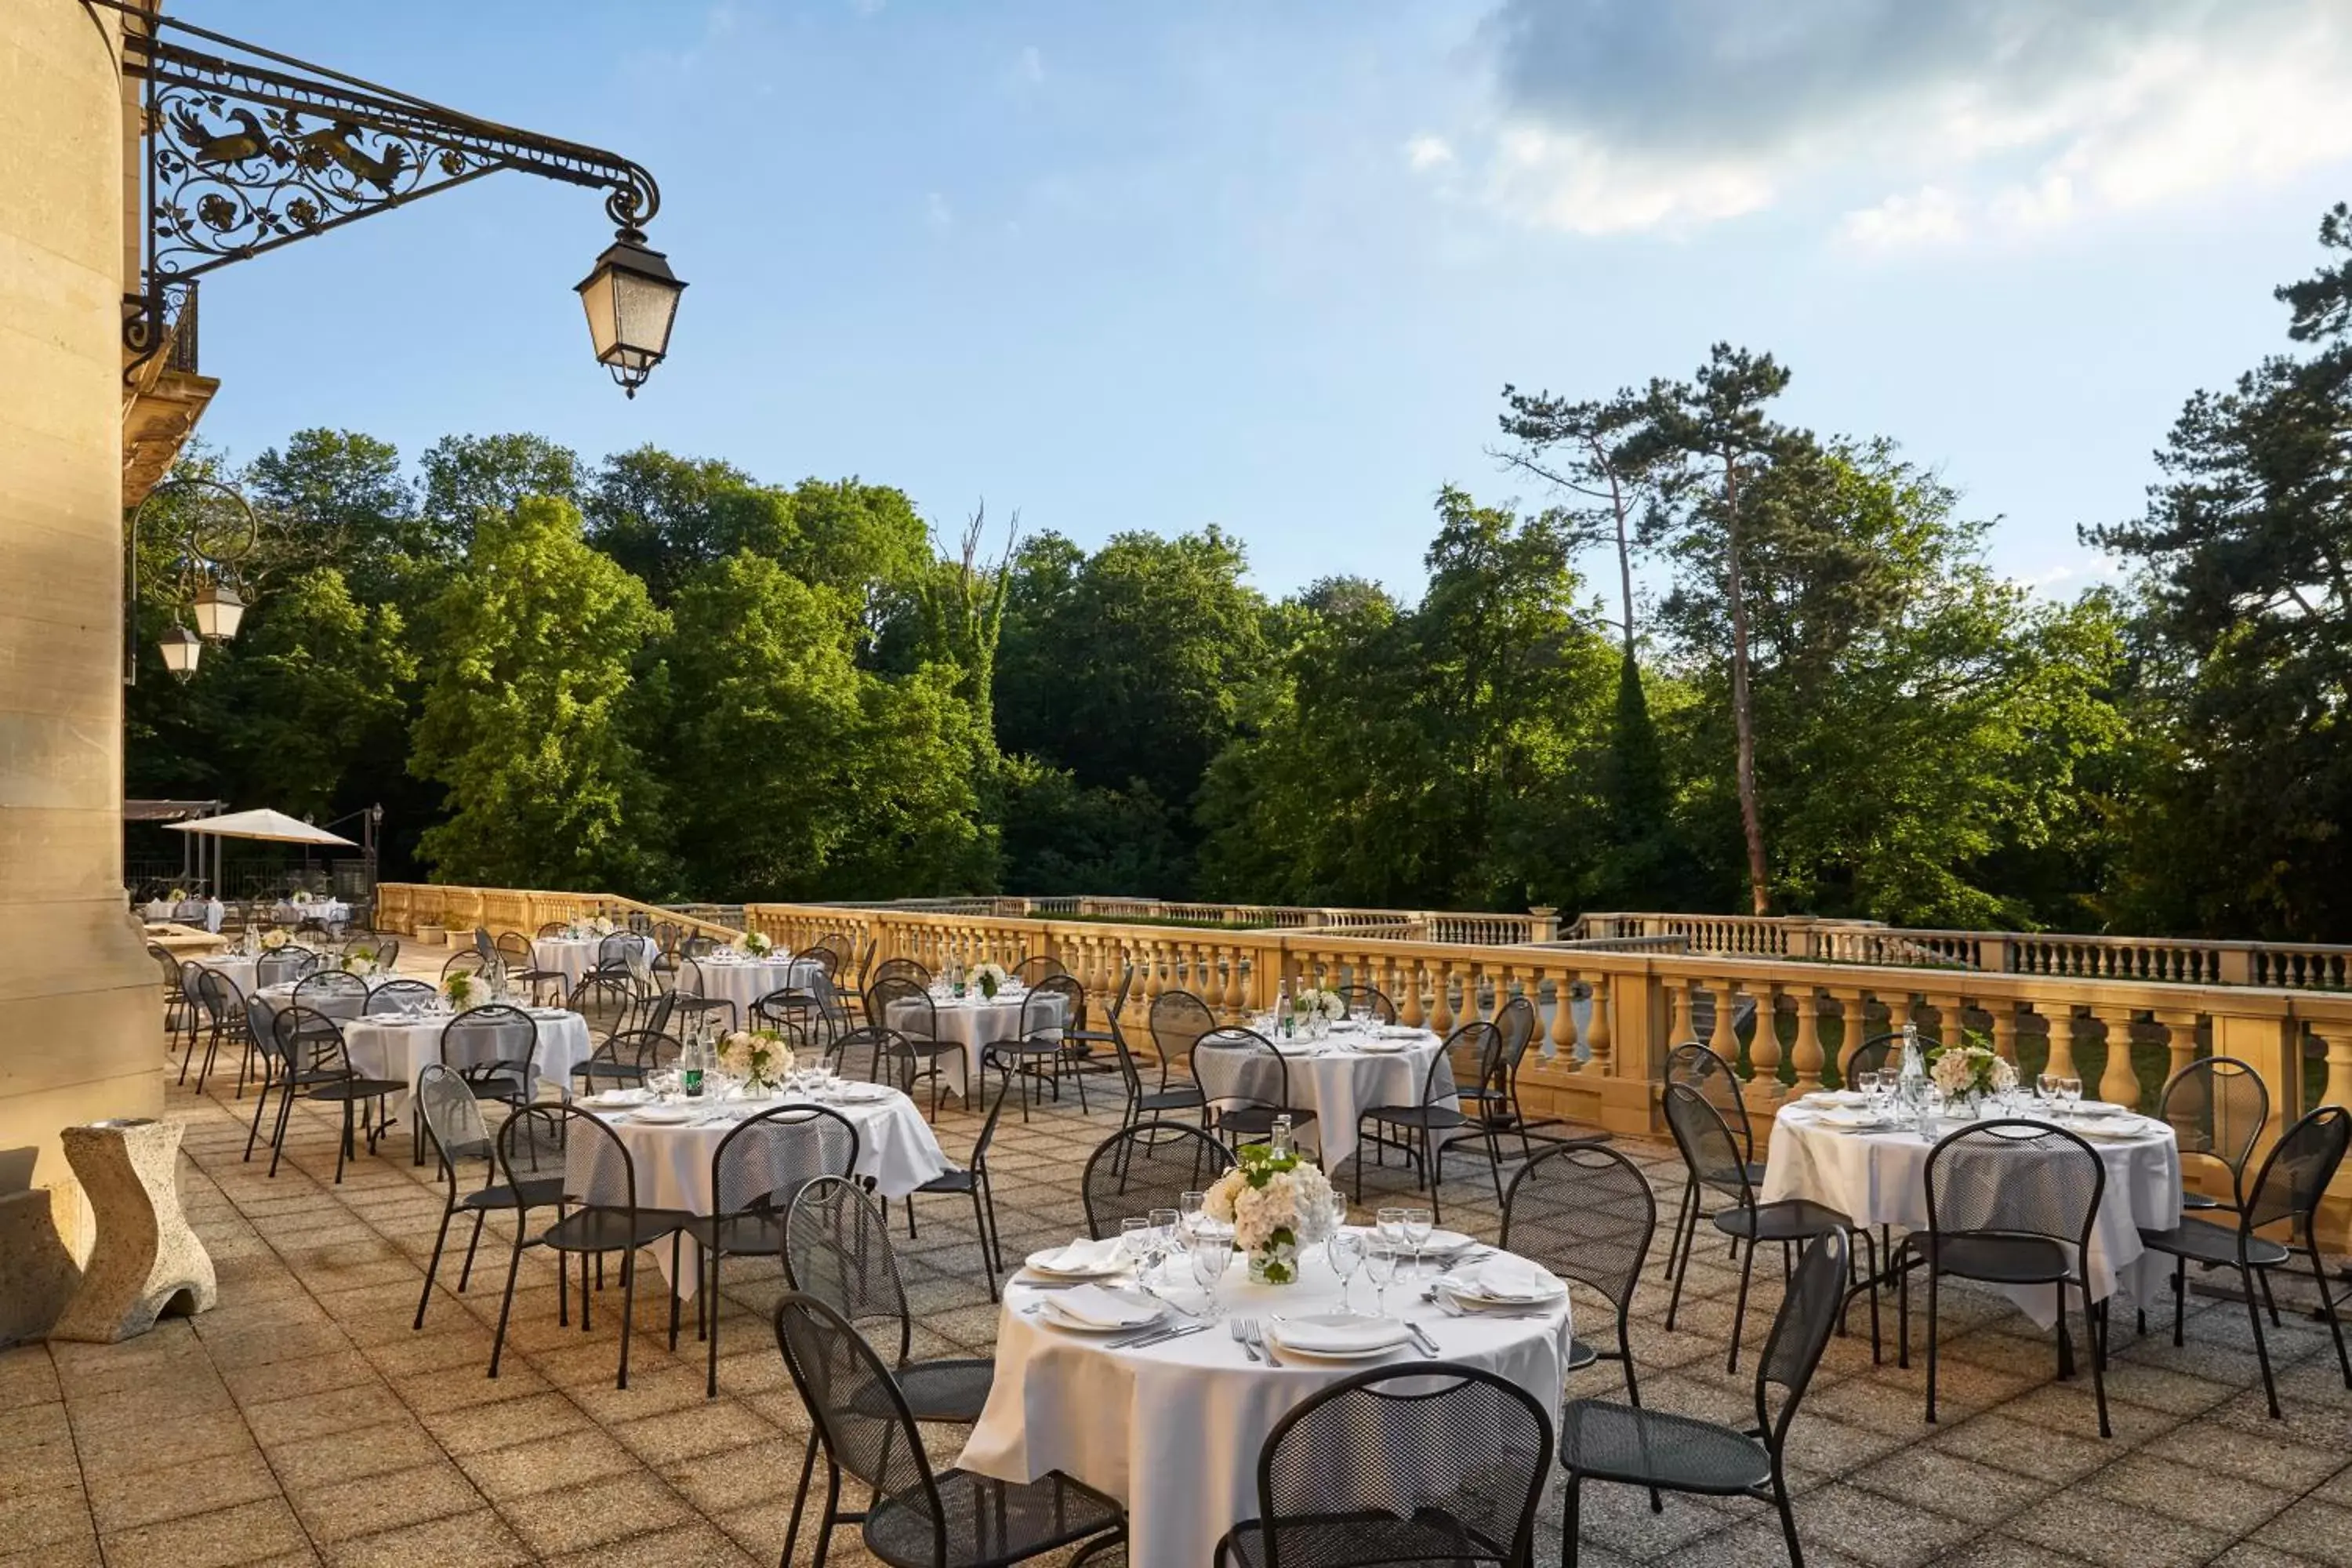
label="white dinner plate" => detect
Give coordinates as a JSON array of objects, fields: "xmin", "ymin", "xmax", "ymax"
[
  {"xmin": 829, "ymin": 1084, "xmax": 893, "ymax": 1105},
  {"xmin": 2071, "ymin": 1101, "xmax": 2126, "ymax": 1118},
  {"xmin": 1355, "ymin": 1038, "xmax": 1409, "ymax": 1054},
  {"xmin": 582, "ymin": 1090, "xmax": 648, "ymax": 1109},
  {"xmin": 1023, "ymin": 1243, "xmax": 1129, "ymax": 1279},
  {"xmin": 1802, "ymin": 1090, "xmax": 1867, "ymax": 1108},
  {"xmin": 1436, "ymin": 1262, "xmax": 1569, "ymax": 1308},
  {"xmin": 1265, "ymin": 1313, "xmax": 1412, "ymax": 1358},
  {"xmin": 1374, "ymin": 1026, "xmax": 1424, "ymax": 1040},
  {"xmin": 2072, "ymin": 1119, "xmax": 2151, "ymax": 1141},
  {"xmin": 626, "ymin": 1106, "xmax": 699, "ymax": 1126},
  {"xmin": 1039, "ymin": 1287, "xmax": 1163, "ymax": 1333}
]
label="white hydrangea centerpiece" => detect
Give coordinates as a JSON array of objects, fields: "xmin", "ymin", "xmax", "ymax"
[
  {"xmin": 738, "ymin": 930, "xmax": 774, "ymax": 956},
  {"xmin": 260, "ymin": 928, "xmax": 290, "ymax": 952},
  {"xmin": 1202, "ymin": 1142, "xmax": 1337, "ymax": 1284},
  {"xmin": 968, "ymin": 960, "xmax": 1010, "ymax": 1000},
  {"xmin": 718, "ymin": 1028, "xmax": 794, "ymax": 1093},
  {"xmin": 1928, "ymin": 1040, "xmax": 2016, "ymax": 1112}
]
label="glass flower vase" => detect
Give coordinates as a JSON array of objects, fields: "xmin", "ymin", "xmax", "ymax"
[{"xmin": 1247, "ymin": 1231, "xmax": 1300, "ymax": 1285}]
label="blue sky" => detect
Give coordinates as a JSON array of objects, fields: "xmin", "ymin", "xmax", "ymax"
[{"xmin": 187, "ymin": 0, "xmax": 2352, "ymax": 603}]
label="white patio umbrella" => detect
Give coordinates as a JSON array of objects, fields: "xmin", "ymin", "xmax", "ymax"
[{"xmin": 165, "ymin": 808, "xmax": 355, "ymax": 847}]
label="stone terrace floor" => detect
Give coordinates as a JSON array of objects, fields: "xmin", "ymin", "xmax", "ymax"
[{"xmin": 8, "ymin": 1036, "xmax": 2352, "ymax": 1566}]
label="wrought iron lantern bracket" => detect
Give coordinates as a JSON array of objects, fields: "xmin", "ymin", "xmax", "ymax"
[{"xmin": 114, "ymin": 5, "xmax": 664, "ymax": 378}]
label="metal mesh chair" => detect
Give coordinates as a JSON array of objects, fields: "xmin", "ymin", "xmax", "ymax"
[
  {"xmin": 865, "ymin": 977, "xmax": 964, "ymax": 1116},
  {"xmin": 565, "ymin": 971, "xmax": 643, "ymax": 1042},
  {"xmin": 1896, "ymin": 1119, "xmax": 2109, "ymax": 1435},
  {"xmin": 488, "ymin": 1104, "xmax": 691, "ymax": 1388},
  {"xmin": 265, "ymin": 1005, "xmax": 403, "ymax": 1184},
  {"xmin": 190, "ymin": 966, "xmax": 254, "ymax": 1095},
  {"xmin": 1214, "ymin": 1361, "xmax": 1552, "ymax": 1568},
  {"xmin": 439, "ymin": 1004, "xmax": 539, "ymax": 1112},
  {"xmin": 1110, "ymin": 986, "xmax": 1205, "ymax": 1133},
  {"xmin": 290, "ymin": 968, "xmax": 368, "ymax": 1019},
  {"xmin": 1356, "ymin": 1019, "xmax": 1504, "ymax": 1221},
  {"xmin": 1661, "ymin": 1042, "xmax": 1765, "ymax": 1285},
  {"xmin": 1502, "ymin": 1142, "xmax": 1654, "ymax": 1393},
  {"xmin": 573, "ymin": 1026, "xmax": 680, "ymax": 1094},
  {"xmin": 983, "ymin": 975, "xmax": 1086, "ymax": 1120},
  {"xmin": 1081, "ymin": 1122, "xmax": 1235, "ymax": 1238},
  {"xmin": 2139, "ymin": 1104, "xmax": 2352, "ymax": 1417},
  {"xmin": 1058, "ymin": 964, "xmax": 1131, "ymax": 1094},
  {"xmin": 494, "ymin": 929, "xmax": 563, "ymax": 1003},
  {"xmin": 365, "ymin": 978, "xmax": 436, "ymax": 1014},
  {"xmin": 1559, "ymin": 1230, "xmax": 1851, "ymax": 1567},
  {"xmin": 1010, "ymin": 955, "xmax": 1067, "ymax": 986},
  {"xmin": 672, "ymin": 956, "xmax": 740, "ymax": 1033},
  {"xmin": 687, "ymin": 1106, "xmax": 861, "ymax": 1396},
  {"xmin": 1149, "ymin": 989, "xmax": 1218, "ymax": 1094},
  {"xmin": 1664, "ymin": 1083, "xmax": 1877, "ymax": 1372},
  {"xmin": 597, "ymin": 932, "xmax": 643, "ymax": 971},
  {"xmin": 441, "ymin": 949, "xmax": 490, "ymax": 982},
  {"xmin": 1194, "ymin": 1027, "xmax": 1319, "ymax": 1151},
  {"xmin": 2153, "ymin": 1054, "xmax": 2268, "ymax": 1216},
  {"xmin": 872, "ymin": 956, "xmax": 932, "ymax": 989},
  {"xmin": 1838, "ymin": 1031, "xmax": 1931, "ymax": 1088},
  {"xmin": 242, "ymin": 998, "xmax": 345, "ymax": 1167},
  {"xmin": 771, "ymin": 1292, "xmax": 1124, "ymax": 1568},
  {"xmin": 412, "ymin": 1062, "xmax": 564, "ymax": 1330},
  {"xmin": 1332, "ymin": 983, "xmax": 1396, "ymax": 1025},
  {"xmin": 901, "ymin": 1088, "xmax": 1011, "ymax": 1299}
]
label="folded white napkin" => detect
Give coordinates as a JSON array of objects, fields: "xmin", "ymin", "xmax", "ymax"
[
  {"xmin": 1453, "ymin": 1256, "xmax": 1560, "ymax": 1302},
  {"xmin": 1047, "ymin": 1284, "xmax": 1159, "ymax": 1328},
  {"xmin": 1034, "ymin": 1236, "xmax": 1126, "ymax": 1274},
  {"xmin": 1268, "ymin": 1315, "xmax": 1410, "ymax": 1354}
]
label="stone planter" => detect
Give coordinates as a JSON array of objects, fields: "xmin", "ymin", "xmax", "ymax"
[
  {"xmin": 416, "ymin": 923, "xmax": 449, "ymax": 947},
  {"xmin": 48, "ymin": 1118, "xmax": 215, "ymax": 1343}
]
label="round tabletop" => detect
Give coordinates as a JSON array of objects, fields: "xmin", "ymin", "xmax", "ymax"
[
  {"xmin": 1231, "ymin": 1019, "xmax": 1452, "ymax": 1169},
  {"xmin": 958, "ymin": 1241, "xmax": 1573, "ymax": 1568}
]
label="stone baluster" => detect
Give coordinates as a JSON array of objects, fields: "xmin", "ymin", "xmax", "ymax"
[
  {"xmin": 2093, "ymin": 1005, "xmax": 2143, "ymax": 1109},
  {"xmin": 1223, "ymin": 943, "xmax": 1250, "ymax": 1016},
  {"xmin": 1749, "ymin": 987, "xmax": 1784, "ymax": 1094},
  {"xmin": 1430, "ymin": 961, "xmax": 1457, "ymax": 1035},
  {"xmin": 1548, "ymin": 967, "xmax": 1579, "ymax": 1059},
  {"xmin": 1936, "ymin": 995, "xmax": 1971, "ymax": 1049},
  {"xmin": 1708, "ymin": 978, "xmax": 1743, "ymax": 1076},
  {"xmin": 2319, "ymin": 1025, "xmax": 2352, "ymax": 1115},
  {"xmin": 2155, "ymin": 1008, "xmax": 2201, "ymax": 1092},
  {"xmin": 1990, "ymin": 1001, "xmax": 2021, "ymax": 1066},
  {"xmin": 2042, "ymin": 1005, "xmax": 2081, "ymax": 1082},
  {"xmin": 1584, "ymin": 975, "xmax": 1613, "ymax": 1076},
  {"xmin": 1664, "ymin": 978, "xmax": 1690, "ymax": 1044},
  {"xmin": 1788, "ymin": 985, "xmax": 1825, "ymax": 1091},
  {"xmin": 1398, "ymin": 958, "xmax": 1425, "ymax": 1029}
]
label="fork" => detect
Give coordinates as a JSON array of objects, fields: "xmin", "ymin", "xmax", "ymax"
[
  {"xmin": 1231, "ymin": 1317, "xmax": 1262, "ymax": 1362},
  {"xmin": 1244, "ymin": 1319, "xmax": 1278, "ymax": 1366}
]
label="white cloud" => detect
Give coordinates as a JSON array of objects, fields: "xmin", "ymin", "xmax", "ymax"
[
  {"xmin": 1425, "ymin": 0, "xmax": 2352, "ymax": 244},
  {"xmin": 1404, "ymin": 134, "xmax": 1455, "ymax": 172}
]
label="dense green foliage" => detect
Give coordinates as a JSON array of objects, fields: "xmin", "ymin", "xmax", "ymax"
[{"xmin": 120, "ymin": 203, "xmax": 2352, "ymax": 940}]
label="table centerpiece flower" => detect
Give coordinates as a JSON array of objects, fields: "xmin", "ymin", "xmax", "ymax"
[
  {"xmin": 291, "ymin": 891, "xmax": 311, "ymax": 906},
  {"xmin": 260, "ymin": 928, "xmax": 290, "ymax": 952},
  {"xmin": 1203, "ymin": 1141, "xmax": 1337, "ymax": 1284},
  {"xmin": 1290, "ymin": 987, "xmax": 1345, "ymax": 1039},
  {"xmin": 969, "ymin": 960, "xmax": 1010, "ymax": 1000},
  {"xmin": 718, "ymin": 1028, "xmax": 794, "ymax": 1094},
  {"xmin": 1928, "ymin": 1038, "xmax": 2016, "ymax": 1116},
  {"xmin": 443, "ymin": 971, "xmax": 474, "ymax": 1009},
  {"xmin": 342, "ymin": 943, "xmax": 377, "ymax": 975},
  {"xmin": 584, "ymin": 915, "xmax": 617, "ymax": 938},
  {"xmin": 166, "ymin": 886, "xmax": 187, "ymax": 902},
  {"xmin": 737, "ymin": 930, "xmax": 774, "ymax": 957}
]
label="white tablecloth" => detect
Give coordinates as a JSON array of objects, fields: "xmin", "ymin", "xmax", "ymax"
[
  {"xmin": 530, "ymin": 935, "xmax": 659, "ymax": 992},
  {"xmin": 340, "ymin": 1007, "xmax": 595, "ymax": 1119},
  {"xmin": 1760, "ymin": 1104, "xmax": 2182, "ymax": 1327},
  {"xmin": 144, "ymin": 899, "xmax": 222, "ymax": 931},
  {"xmin": 273, "ymin": 900, "xmax": 349, "ymax": 924},
  {"xmin": 186, "ymin": 954, "xmax": 260, "ymax": 1001},
  {"xmin": 254, "ymin": 973, "xmax": 405, "ymax": 1022},
  {"xmin": 677, "ymin": 956, "xmax": 824, "ymax": 1025},
  {"xmin": 1229, "ymin": 1023, "xmax": 1453, "ymax": 1171},
  {"xmin": 886, "ymin": 989, "xmax": 1067, "ymax": 1094},
  {"xmin": 960, "ymin": 1244, "xmax": 1573, "ymax": 1568},
  {"xmin": 568, "ymin": 1087, "xmax": 949, "ymax": 1296}
]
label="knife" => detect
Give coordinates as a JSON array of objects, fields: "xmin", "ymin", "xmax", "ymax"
[
  {"xmin": 1404, "ymin": 1321, "xmax": 1441, "ymax": 1357},
  {"xmin": 1112, "ymin": 1322, "xmax": 1210, "ymax": 1351}
]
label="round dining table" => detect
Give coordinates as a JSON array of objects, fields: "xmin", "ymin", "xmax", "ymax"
[
  {"xmin": 886, "ymin": 987, "xmax": 1068, "ymax": 1097},
  {"xmin": 1230, "ymin": 1018, "xmax": 1454, "ymax": 1171},
  {"xmin": 336, "ymin": 1004, "xmax": 596, "ymax": 1123},
  {"xmin": 568, "ymin": 1084, "xmax": 949, "ymax": 1296},
  {"xmin": 530, "ymin": 934, "xmax": 659, "ymax": 992},
  {"xmin": 959, "ymin": 1241, "xmax": 1574, "ymax": 1568},
  {"xmin": 677, "ymin": 953, "xmax": 825, "ymax": 1026},
  {"xmin": 1759, "ymin": 1097, "xmax": 2183, "ymax": 1327}
]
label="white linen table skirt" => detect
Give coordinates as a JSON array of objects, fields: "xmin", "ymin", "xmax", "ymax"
[
  {"xmin": 273, "ymin": 900, "xmax": 348, "ymax": 924},
  {"xmin": 1759, "ymin": 1104, "xmax": 2182, "ymax": 1327},
  {"xmin": 530, "ymin": 935, "xmax": 658, "ymax": 992},
  {"xmin": 677, "ymin": 956, "xmax": 825, "ymax": 1025},
  {"xmin": 887, "ymin": 989, "xmax": 1066, "ymax": 1095},
  {"xmin": 567, "ymin": 1088, "xmax": 949, "ymax": 1296},
  {"xmin": 959, "ymin": 1245, "xmax": 1572, "ymax": 1568},
  {"xmin": 1241, "ymin": 1027, "xmax": 1454, "ymax": 1171},
  {"xmin": 339, "ymin": 1007, "xmax": 595, "ymax": 1119}
]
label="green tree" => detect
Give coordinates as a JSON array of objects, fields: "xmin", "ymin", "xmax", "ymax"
[
  {"xmin": 586, "ymin": 447, "xmax": 794, "ymax": 604},
  {"xmin": 410, "ymin": 495, "xmax": 667, "ymax": 891},
  {"xmin": 419, "ymin": 433, "xmax": 583, "ymax": 554}
]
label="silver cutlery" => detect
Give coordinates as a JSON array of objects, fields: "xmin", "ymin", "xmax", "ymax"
[
  {"xmin": 1244, "ymin": 1319, "xmax": 1277, "ymax": 1365},
  {"xmin": 1231, "ymin": 1317, "xmax": 1261, "ymax": 1362},
  {"xmin": 1113, "ymin": 1322, "xmax": 1209, "ymax": 1351},
  {"xmin": 1404, "ymin": 1321, "xmax": 1441, "ymax": 1357}
]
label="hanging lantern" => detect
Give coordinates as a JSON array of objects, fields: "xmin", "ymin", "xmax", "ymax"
[
  {"xmin": 158, "ymin": 622, "xmax": 202, "ymax": 680},
  {"xmin": 576, "ymin": 233, "xmax": 685, "ymax": 397}
]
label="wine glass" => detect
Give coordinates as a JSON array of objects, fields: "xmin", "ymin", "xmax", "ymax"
[
  {"xmin": 1149, "ymin": 1208, "xmax": 1181, "ymax": 1284},
  {"xmin": 1119, "ymin": 1218, "xmax": 1153, "ymax": 1279},
  {"xmin": 1179, "ymin": 1190, "xmax": 1207, "ymax": 1243},
  {"xmin": 2057, "ymin": 1076, "xmax": 2083, "ymax": 1120},
  {"xmin": 1402, "ymin": 1207, "xmax": 1434, "ymax": 1282},
  {"xmin": 1326, "ymin": 1226, "xmax": 1367, "ymax": 1314},
  {"xmin": 1189, "ymin": 1225, "xmax": 1230, "ymax": 1316},
  {"xmin": 2036, "ymin": 1072, "xmax": 2060, "ymax": 1105},
  {"xmin": 1363, "ymin": 1241, "xmax": 1399, "ymax": 1318},
  {"xmin": 1376, "ymin": 1207, "xmax": 1406, "ymax": 1254}
]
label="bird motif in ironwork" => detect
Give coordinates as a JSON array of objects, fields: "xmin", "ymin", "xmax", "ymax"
[
  {"xmin": 172, "ymin": 105, "xmax": 270, "ymax": 166},
  {"xmin": 296, "ymin": 122, "xmax": 408, "ymax": 192}
]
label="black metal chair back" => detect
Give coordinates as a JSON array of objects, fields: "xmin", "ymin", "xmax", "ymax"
[
  {"xmin": 1011, "ymin": 955, "xmax": 1068, "ymax": 986},
  {"xmin": 1842, "ymin": 1031, "xmax": 1936, "ymax": 1087},
  {"xmin": 771, "ymin": 1294, "xmax": 941, "ymax": 1537},
  {"xmin": 273, "ymin": 1003, "xmax": 350, "ymax": 1073},
  {"xmin": 1663, "ymin": 1082, "xmax": 1754, "ymax": 1207},
  {"xmin": 2157, "ymin": 1054, "xmax": 2269, "ymax": 1203},
  {"xmin": 1149, "ymin": 989, "xmax": 1218, "ymax": 1076},
  {"xmin": 1438, "ymin": 1019, "xmax": 1508, "ymax": 1110},
  {"xmin": 1922, "ymin": 1119, "xmax": 2103, "ymax": 1261},
  {"xmin": 1081, "ymin": 1123, "xmax": 1235, "ymax": 1237},
  {"xmin": 1501, "ymin": 1142, "xmax": 1654, "ymax": 1344},
  {"xmin": 1333, "ymin": 983, "xmax": 1396, "ymax": 1024},
  {"xmin": 716, "ymin": 1107, "xmax": 860, "ymax": 1228},
  {"xmin": 871, "ymin": 956, "xmax": 931, "ymax": 989},
  {"xmin": 1244, "ymin": 1363, "xmax": 1554, "ymax": 1568},
  {"xmin": 866, "ymin": 975, "xmax": 934, "ymax": 1039},
  {"xmin": 1192, "ymin": 1027, "xmax": 1297, "ymax": 1125},
  {"xmin": 416, "ymin": 1060, "xmax": 493, "ymax": 1171},
  {"xmin": 598, "ymin": 932, "xmax": 642, "ymax": 969},
  {"xmin": 566, "ymin": 971, "xmax": 641, "ymax": 1039},
  {"xmin": 291, "ymin": 968, "xmax": 368, "ymax": 1019},
  {"xmin": 1755, "ymin": 1230, "xmax": 1852, "ymax": 1450},
  {"xmin": 365, "ymin": 978, "xmax": 437, "ymax": 1014},
  {"xmin": 440, "ymin": 1004, "xmax": 537, "ymax": 1088},
  {"xmin": 784, "ymin": 1175, "xmax": 917, "ymax": 1366},
  {"xmin": 2242, "ymin": 1104, "xmax": 2352, "ymax": 1236},
  {"xmin": 1023, "ymin": 973, "xmax": 1083, "ymax": 1037},
  {"xmin": 1666, "ymin": 1040, "xmax": 1755, "ymax": 1159},
  {"xmin": 257, "ymin": 948, "xmax": 318, "ymax": 989}
]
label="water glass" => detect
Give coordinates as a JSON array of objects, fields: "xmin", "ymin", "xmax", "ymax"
[
  {"xmin": 1376, "ymin": 1207, "xmax": 1406, "ymax": 1250},
  {"xmin": 1189, "ymin": 1227, "xmax": 1229, "ymax": 1315},
  {"xmin": 1149, "ymin": 1207, "xmax": 1181, "ymax": 1281},
  {"xmin": 1326, "ymin": 1226, "xmax": 1366, "ymax": 1313},
  {"xmin": 1363, "ymin": 1241, "xmax": 1399, "ymax": 1317},
  {"xmin": 1179, "ymin": 1190, "xmax": 1207, "ymax": 1241},
  {"xmin": 2036, "ymin": 1073, "xmax": 2060, "ymax": 1103},
  {"xmin": 1119, "ymin": 1218, "xmax": 1153, "ymax": 1276},
  {"xmin": 1402, "ymin": 1207, "xmax": 1433, "ymax": 1279},
  {"xmin": 2057, "ymin": 1076, "xmax": 2083, "ymax": 1118}
]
